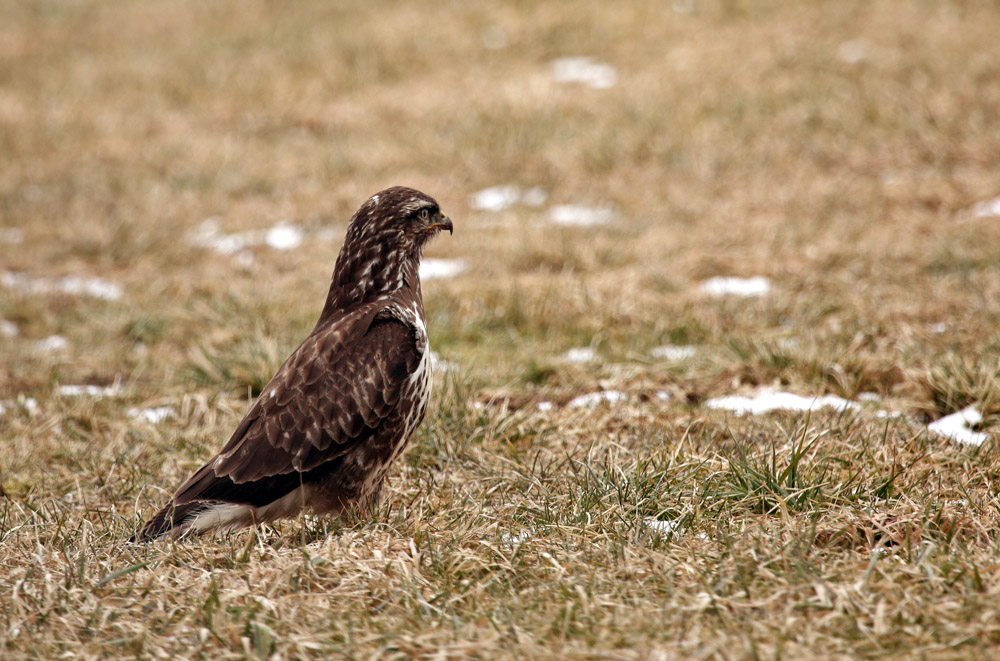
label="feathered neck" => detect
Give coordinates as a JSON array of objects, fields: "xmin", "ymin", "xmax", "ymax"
[{"xmin": 325, "ymin": 242, "xmax": 421, "ymax": 309}]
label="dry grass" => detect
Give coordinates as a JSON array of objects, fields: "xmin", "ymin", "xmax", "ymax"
[{"xmin": 3, "ymin": 0, "xmax": 1000, "ymax": 658}]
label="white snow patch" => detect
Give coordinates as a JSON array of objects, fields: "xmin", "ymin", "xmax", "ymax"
[
  {"xmin": 0, "ymin": 319, "xmax": 18, "ymax": 337},
  {"xmin": 567, "ymin": 390, "xmax": 628, "ymax": 409},
  {"xmin": 2, "ymin": 395, "xmax": 40, "ymax": 415},
  {"xmin": 57, "ymin": 384, "xmax": 121, "ymax": 398},
  {"xmin": 192, "ymin": 219, "xmax": 249, "ymax": 254},
  {"xmin": 928, "ymin": 406, "xmax": 989, "ymax": 446},
  {"xmin": 2, "ymin": 271, "xmax": 123, "ymax": 301},
  {"xmin": 537, "ymin": 401, "xmax": 554, "ymax": 412},
  {"xmin": 35, "ymin": 335, "xmax": 68, "ymax": 352},
  {"xmin": 428, "ymin": 351, "xmax": 458, "ymax": 373},
  {"xmin": 705, "ymin": 389, "xmax": 859, "ymax": 416},
  {"xmin": 470, "ymin": 185, "xmax": 547, "ymax": 211},
  {"xmin": 837, "ymin": 40, "xmax": 868, "ymax": 64},
  {"xmin": 501, "ymin": 530, "xmax": 532, "ymax": 547},
  {"xmin": 650, "ymin": 345, "xmax": 696, "ymax": 361},
  {"xmin": 700, "ymin": 276, "xmax": 771, "ymax": 297},
  {"xmin": 420, "ymin": 258, "xmax": 468, "ymax": 280},
  {"xmin": 564, "ymin": 347, "xmax": 598, "ymax": 363},
  {"xmin": 549, "ymin": 204, "xmax": 616, "ymax": 227},
  {"xmin": 970, "ymin": 196, "xmax": 1000, "ymax": 219},
  {"xmin": 0, "ymin": 228, "xmax": 24, "ymax": 244},
  {"xmin": 656, "ymin": 390, "xmax": 673, "ymax": 401},
  {"xmin": 551, "ymin": 57, "xmax": 618, "ymax": 89},
  {"xmin": 264, "ymin": 223, "xmax": 305, "ymax": 250},
  {"xmin": 127, "ymin": 406, "xmax": 176, "ymax": 424},
  {"xmin": 644, "ymin": 518, "xmax": 681, "ymax": 536},
  {"xmin": 192, "ymin": 219, "xmax": 304, "ymax": 255}
]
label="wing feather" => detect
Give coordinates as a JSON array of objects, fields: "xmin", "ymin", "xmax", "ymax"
[{"xmin": 171, "ymin": 303, "xmax": 422, "ymax": 505}]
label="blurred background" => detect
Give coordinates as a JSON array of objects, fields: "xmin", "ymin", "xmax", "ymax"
[{"xmin": 4, "ymin": 0, "xmax": 998, "ymax": 399}]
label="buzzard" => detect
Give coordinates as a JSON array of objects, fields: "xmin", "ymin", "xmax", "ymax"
[{"xmin": 135, "ymin": 186, "xmax": 453, "ymax": 540}]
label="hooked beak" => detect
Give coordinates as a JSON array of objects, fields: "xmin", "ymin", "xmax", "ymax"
[{"xmin": 430, "ymin": 215, "xmax": 454, "ymax": 235}]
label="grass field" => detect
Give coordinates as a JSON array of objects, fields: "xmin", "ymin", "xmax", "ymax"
[{"xmin": 3, "ymin": 0, "xmax": 1000, "ymax": 658}]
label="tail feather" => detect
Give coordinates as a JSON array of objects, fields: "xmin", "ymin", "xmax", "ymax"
[
  {"xmin": 132, "ymin": 500, "xmax": 210, "ymax": 542},
  {"xmin": 132, "ymin": 460, "xmax": 301, "ymax": 542},
  {"xmin": 132, "ymin": 500, "xmax": 257, "ymax": 542}
]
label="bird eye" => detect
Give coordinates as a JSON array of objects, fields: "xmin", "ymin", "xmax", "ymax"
[{"xmin": 418, "ymin": 209, "xmax": 430, "ymax": 223}]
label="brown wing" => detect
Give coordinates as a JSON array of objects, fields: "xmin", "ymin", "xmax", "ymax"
[{"xmin": 170, "ymin": 304, "xmax": 423, "ymax": 507}]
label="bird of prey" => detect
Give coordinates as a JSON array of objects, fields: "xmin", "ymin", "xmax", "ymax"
[{"xmin": 136, "ymin": 186, "xmax": 453, "ymax": 540}]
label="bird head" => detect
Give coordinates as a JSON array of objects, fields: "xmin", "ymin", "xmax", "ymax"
[{"xmin": 330, "ymin": 186, "xmax": 453, "ymax": 305}]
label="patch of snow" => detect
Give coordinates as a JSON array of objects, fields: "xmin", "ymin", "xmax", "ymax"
[
  {"xmin": 264, "ymin": 223, "xmax": 304, "ymax": 250},
  {"xmin": 858, "ymin": 392, "xmax": 881, "ymax": 403},
  {"xmin": 0, "ymin": 228, "xmax": 24, "ymax": 244},
  {"xmin": 655, "ymin": 390, "xmax": 672, "ymax": 401},
  {"xmin": 549, "ymin": 204, "xmax": 616, "ymax": 227},
  {"xmin": 644, "ymin": 518, "xmax": 681, "ymax": 536},
  {"xmin": 501, "ymin": 530, "xmax": 532, "ymax": 547},
  {"xmin": 2, "ymin": 271, "xmax": 123, "ymax": 301},
  {"xmin": 1, "ymin": 395, "xmax": 40, "ymax": 416},
  {"xmin": 564, "ymin": 347, "xmax": 598, "ymax": 363},
  {"xmin": 537, "ymin": 401, "xmax": 554, "ymax": 412},
  {"xmin": 928, "ymin": 405, "xmax": 989, "ymax": 446},
  {"xmin": 57, "ymin": 384, "xmax": 120, "ymax": 398},
  {"xmin": 192, "ymin": 219, "xmax": 305, "ymax": 255},
  {"xmin": 127, "ymin": 406, "xmax": 176, "ymax": 424},
  {"xmin": 192, "ymin": 219, "xmax": 246, "ymax": 254},
  {"xmin": 970, "ymin": 196, "xmax": 1000, "ymax": 218},
  {"xmin": 0, "ymin": 319, "xmax": 18, "ymax": 337},
  {"xmin": 705, "ymin": 389, "xmax": 859, "ymax": 416},
  {"xmin": 700, "ymin": 276, "xmax": 771, "ymax": 298},
  {"xmin": 428, "ymin": 351, "xmax": 458, "ymax": 373},
  {"xmin": 837, "ymin": 40, "xmax": 868, "ymax": 64},
  {"xmin": 59, "ymin": 275, "xmax": 123, "ymax": 300},
  {"xmin": 551, "ymin": 57, "xmax": 618, "ymax": 89},
  {"xmin": 470, "ymin": 185, "xmax": 520, "ymax": 212},
  {"xmin": 2, "ymin": 395, "xmax": 40, "ymax": 415},
  {"xmin": 35, "ymin": 335, "xmax": 68, "ymax": 352},
  {"xmin": 567, "ymin": 390, "xmax": 628, "ymax": 409},
  {"xmin": 420, "ymin": 258, "xmax": 468, "ymax": 280},
  {"xmin": 650, "ymin": 344, "xmax": 696, "ymax": 361},
  {"xmin": 470, "ymin": 185, "xmax": 547, "ymax": 211}
]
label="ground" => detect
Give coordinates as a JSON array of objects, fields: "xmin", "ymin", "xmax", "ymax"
[{"xmin": 2, "ymin": 0, "xmax": 1000, "ymax": 658}]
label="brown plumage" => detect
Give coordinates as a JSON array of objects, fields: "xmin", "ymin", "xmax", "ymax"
[{"xmin": 135, "ymin": 186, "xmax": 453, "ymax": 541}]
